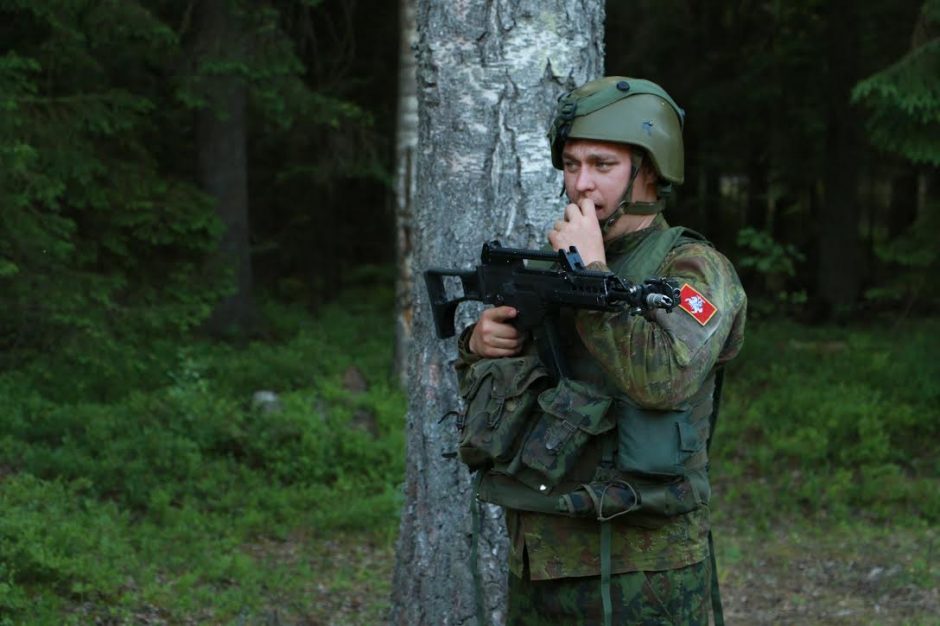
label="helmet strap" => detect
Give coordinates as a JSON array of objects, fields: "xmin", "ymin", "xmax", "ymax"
[
  {"xmin": 624, "ymin": 199, "xmax": 666, "ymax": 215},
  {"xmin": 601, "ymin": 152, "xmax": 664, "ymax": 234}
]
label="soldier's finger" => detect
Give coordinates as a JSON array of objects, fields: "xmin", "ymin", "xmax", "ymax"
[
  {"xmin": 485, "ymin": 306, "xmax": 518, "ymax": 323},
  {"xmin": 578, "ymin": 197, "xmax": 596, "ymax": 216},
  {"xmin": 486, "ymin": 335, "xmax": 520, "ymax": 350},
  {"xmin": 486, "ymin": 320, "xmax": 520, "ymax": 339},
  {"xmin": 564, "ymin": 203, "xmax": 582, "ymax": 222}
]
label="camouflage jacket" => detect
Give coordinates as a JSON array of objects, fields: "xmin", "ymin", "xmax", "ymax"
[{"xmin": 458, "ymin": 214, "xmax": 747, "ymax": 579}]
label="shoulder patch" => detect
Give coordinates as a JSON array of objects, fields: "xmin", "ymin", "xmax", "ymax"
[{"xmin": 677, "ymin": 283, "xmax": 717, "ymax": 326}]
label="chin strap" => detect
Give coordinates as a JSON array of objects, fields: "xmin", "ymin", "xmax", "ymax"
[
  {"xmin": 623, "ymin": 198, "xmax": 666, "ymax": 216},
  {"xmin": 600, "ymin": 152, "xmax": 666, "ymax": 235}
]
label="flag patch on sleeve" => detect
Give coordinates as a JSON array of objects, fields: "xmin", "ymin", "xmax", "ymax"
[{"xmin": 678, "ymin": 283, "xmax": 717, "ymax": 326}]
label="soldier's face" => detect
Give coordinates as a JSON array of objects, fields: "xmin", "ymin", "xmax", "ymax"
[{"xmin": 561, "ymin": 140, "xmax": 636, "ymax": 222}]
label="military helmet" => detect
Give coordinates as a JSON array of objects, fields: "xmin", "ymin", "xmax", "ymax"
[{"xmin": 548, "ymin": 76, "xmax": 686, "ymax": 185}]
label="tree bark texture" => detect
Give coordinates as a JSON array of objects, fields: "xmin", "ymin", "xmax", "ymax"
[
  {"xmin": 394, "ymin": 0, "xmax": 419, "ymax": 386},
  {"xmin": 390, "ymin": 2, "xmax": 604, "ymax": 625},
  {"xmin": 195, "ymin": 0, "xmax": 255, "ymax": 333}
]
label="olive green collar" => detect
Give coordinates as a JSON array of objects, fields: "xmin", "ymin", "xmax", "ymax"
[{"xmin": 604, "ymin": 214, "xmax": 670, "ymax": 257}]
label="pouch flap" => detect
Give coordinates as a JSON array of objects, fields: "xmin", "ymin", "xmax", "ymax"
[
  {"xmin": 537, "ymin": 378, "xmax": 614, "ymax": 436},
  {"xmin": 459, "ymin": 355, "xmax": 547, "ymax": 400}
]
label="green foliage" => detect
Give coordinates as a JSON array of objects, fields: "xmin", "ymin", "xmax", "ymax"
[
  {"xmin": 735, "ymin": 227, "xmax": 808, "ymax": 314},
  {"xmin": 0, "ymin": 0, "xmax": 386, "ymax": 381},
  {"xmin": 0, "ymin": 475, "xmax": 128, "ymax": 616},
  {"xmin": 715, "ymin": 318, "xmax": 940, "ymax": 526},
  {"xmin": 866, "ymin": 203, "xmax": 940, "ymax": 305},
  {"xmin": 852, "ymin": 1, "xmax": 940, "ymax": 165},
  {"xmin": 0, "ymin": 279, "xmax": 405, "ymax": 622},
  {"xmin": 177, "ymin": 4, "xmax": 306, "ymax": 126},
  {"xmin": 736, "ymin": 227, "xmax": 806, "ymax": 278},
  {"xmin": 0, "ymin": 1, "xmax": 228, "ymax": 377}
]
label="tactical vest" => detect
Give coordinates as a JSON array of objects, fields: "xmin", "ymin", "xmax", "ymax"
[
  {"xmin": 456, "ymin": 225, "xmax": 729, "ymax": 626},
  {"xmin": 457, "ymin": 226, "xmax": 716, "ymax": 526}
]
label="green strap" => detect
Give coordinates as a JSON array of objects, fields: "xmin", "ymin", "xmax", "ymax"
[
  {"xmin": 600, "ymin": 521, "xmax": 613, "ymax": 626},
  {"xmin": 707, "ymin": 368, "xmax": 726, "ymax": 626},
  {"xmin": 707, "ymin": 368, "xmax": 725, "ymax": 453},
  {"xmin": 470, "ymin": 473, "xmax": 486, "ymax": 626},
  {"xmin": 601, "ymin": 153, "xmax": 644, "ymax": 236},
  {"xmin": 709, "ymin": 530, "xmax": 725, "ymax": 626},
  {"xmin": 621, "ymin": 198, "xmax": 665, "ymax": 215}
]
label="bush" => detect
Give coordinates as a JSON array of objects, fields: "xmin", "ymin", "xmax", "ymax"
[
  {"xmin": 0, "ymin": 282, "xmax": 406, "ymax": 622},
  {"xmin": 714, "ymin": 317, "xmax": 939, "ymax": 524}
]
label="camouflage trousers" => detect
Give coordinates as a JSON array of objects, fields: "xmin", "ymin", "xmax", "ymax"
[{"xmin": 506, "ymin": 560, "xmax": 711, "ymax": 626}]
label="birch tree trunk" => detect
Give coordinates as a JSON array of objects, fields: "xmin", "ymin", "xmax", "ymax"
[
  {"xmin": 394, "ymin": 0, "xmax": 419, "ymax": 385},
  {"xmin": 391, "ymin": 2, "xmax": 604, "ymax": 624}
]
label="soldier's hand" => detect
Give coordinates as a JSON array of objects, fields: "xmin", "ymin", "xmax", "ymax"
[
  {"xmin": 468, "ymin": 306, "xmax": 525, "ymax": 357},
  {"xmin": 548, "ymin": 198, "xmax": 606, "ymax": 266}
]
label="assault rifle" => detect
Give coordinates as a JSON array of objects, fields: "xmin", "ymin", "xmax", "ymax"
[{"xmin": 424, "ymin": 240, "xmax": 679, "ymax": 380}]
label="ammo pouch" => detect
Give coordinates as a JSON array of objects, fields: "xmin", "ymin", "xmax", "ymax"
[
  {"xmin": 457, "ymin": 355, "xmax": 549, "ymax": 470},
  {"xmin": 616, "ymin": 402, "xmax": 707, "ymax": 480},
  {"xmin": 477, "ymin": 394, "xmax": 711, "ymax": 525},
  {"xmin": 503, "ymin": 378, "xmax": 615, "ymax": 493}
]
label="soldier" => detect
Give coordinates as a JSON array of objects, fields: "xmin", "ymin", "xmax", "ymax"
[{"xmin": 457, "ymin": 76, "xmax": 747, "ymax": 625}]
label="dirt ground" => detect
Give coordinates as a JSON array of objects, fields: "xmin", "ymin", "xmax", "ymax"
[
  {"xmin": 291, "ymin": 520, "xmax": 938, "ymax": 626},
  {"xmin": 716, "ymin": 521, "xmax": 939, "ymax": 626}
]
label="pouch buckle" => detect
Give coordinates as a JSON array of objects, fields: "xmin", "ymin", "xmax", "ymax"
[{"xmin": 545, "ymin": 418, "xmax": 578, "ymax": 453}]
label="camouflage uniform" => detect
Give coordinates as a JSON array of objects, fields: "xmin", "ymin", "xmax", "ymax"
[
  {"xmin": 507, "ymin": 560, "xmax": 711, "ymax": 626},
  {"xmin": 458, "ymin": 74, "xmax": 746, "ymax": 624},
  {"xmin": 458, "ymin": 213, "xmax": 746, "ymax": 625}
]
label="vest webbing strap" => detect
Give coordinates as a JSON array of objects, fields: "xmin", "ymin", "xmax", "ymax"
[
  {"xmin": 601, "ymin": 521, "xmax": 613, "ymax": 626},
  {"xmin": 599, "ymin": 435, "xmax": 616, "ymax": 626},
  {"xmin": 709, "ymin": 531, "xmax": 724, "ymax": 626},
  {"xmin": 707, "ymin": 368, "xmax": 726, "ymax": 626}
]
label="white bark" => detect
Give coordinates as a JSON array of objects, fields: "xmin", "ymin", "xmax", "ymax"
[
  {"xmin": 391, "ymin": 2, "xmax": 604, "ymax": 624},
  {"xmin": 394, "ymin": 0, "xmax": 419, "ymax": 386}
]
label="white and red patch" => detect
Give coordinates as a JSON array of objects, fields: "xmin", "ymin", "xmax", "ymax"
[{"xmin": 677, "ymin": 283, "xmax": 717, "ymax": 326}]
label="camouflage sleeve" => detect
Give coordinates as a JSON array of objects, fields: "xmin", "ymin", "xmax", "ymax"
[
  {"xmin": 453, "ymin": 323, "xmax": 483, "ymax": 389},
  {"xmin": 574, "ymin": 243, "xmax": 746, "ymax": 409}
]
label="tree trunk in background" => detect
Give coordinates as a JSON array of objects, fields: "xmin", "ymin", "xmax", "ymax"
[
  {"xmin": 196, "ymin": 0, "xmax": 254, "ymax": 333},
  {"xmin": 394, "ymin": 0, "xmax": 418, "ymax": 386},
  {"xmin": 684, "ymin": 0, "xmax": 725, "ymax": 246},
  {"xmin": 746, "ymin": 146, "xmax": 768, "ymax": 232},
  {"xmin": 390, "ymin": 1, "xmax": 603, "ymax": 624},
  {"xmin": 888, "ymin": 170, "xmax": 919, "ymax": 238},
  {"xmin": 817, "ymin": 0, "xmax": 862, "ymax": 316}
]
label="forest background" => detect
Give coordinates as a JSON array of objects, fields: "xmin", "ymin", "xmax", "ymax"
[{"xmin": 0, "ymin": 0, "xmax": 937, "ymax": 624}]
